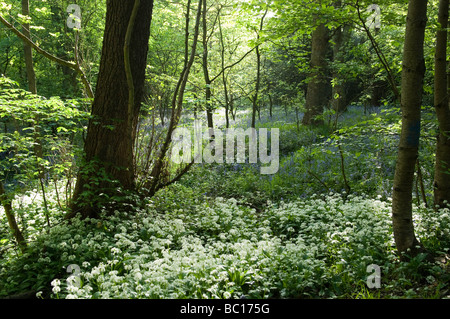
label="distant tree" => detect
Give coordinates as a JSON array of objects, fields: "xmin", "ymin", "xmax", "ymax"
[
  {"xmin": 432, "ymin": 0, "xmax": 450, "ymax": 209},
  {"xmin": 250, "ymin": 7, "xmax": 268, "ymax": 128},
  {"xmin": 201, "ymin": 0, "xmax": 215, "ymax": 132},
  {"xmin": 20, "ymin": 0, "xmax": 45, "ymax": 181},
  {"xmin": 302, "ymin": 18, "xmax": 330, "ymax": 126},
  {"xmin": 0, "ymin": 12, "xmax": 94, "ymax": 98},
  {"xmin": 200, "ymin": 0, "xmax": 258, "ymax": 131},
  {"xmin": 143, "ymin": 0, "xmax": 203, "ymax": 197},
  {"xmin": 21, "ymin": 0, "xmax": 36, "ymax": 95},
  {"xmin": 330, "ymin": 0, "xmax": 351, "ymax": 114}
]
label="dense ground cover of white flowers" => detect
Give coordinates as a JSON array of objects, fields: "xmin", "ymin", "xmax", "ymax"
[
  {"xmin": 2, "ymin": 187, "xmax": 449, "ymax": 299},
  {"xmin": 1, "ymin": 106, "xmax": 449, "ymax": 299}
]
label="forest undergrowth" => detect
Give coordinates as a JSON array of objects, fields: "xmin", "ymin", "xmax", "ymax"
[{"xmin": 1, "ymin": 106, "xmax": 450, "ymax": 299}]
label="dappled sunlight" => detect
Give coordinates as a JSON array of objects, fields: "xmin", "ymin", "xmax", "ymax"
[{"xmin": 1, "ymin": 0, "xmax": 448, "ymax": 303}]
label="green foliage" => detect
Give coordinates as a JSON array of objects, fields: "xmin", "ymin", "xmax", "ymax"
[
  {"xmin": 2, "ymin": 190, "xmax": 449, "ymax": 299},
  {"xmin": 0, "ymin": 77, "xmax": 89, "ymax": 271},
  {"xmin": 0, "ymin": 0, "xmax": 448, "ymax": 302},
  {"xmin": 0, "ymin": 75, "xmax": 89, "ymax": 234},
  {"xmin": 0, "ymin": 0, "xmax": 104, "ymax": 98},
  {"xmin": 2, "ymin": 90, "xmax": 446, "ymax": 300}
]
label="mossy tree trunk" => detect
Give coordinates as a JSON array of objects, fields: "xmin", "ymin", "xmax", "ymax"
[{"xmin": 202, "ymin": 0, "xmax": 214, "ymax": 133}]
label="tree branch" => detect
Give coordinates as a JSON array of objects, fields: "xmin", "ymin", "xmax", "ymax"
[
  {"xmin": 355, "ymin": 1, "xmax": 400, "ymax": 102},
  {"xmin": 147, "ymin": 0, "xmax": 203, "ymax": 196},
  {"xmin": 210, "ymin": 45, "xmax": 257, "ymax": 83},
  {"xmin": 0, "ymin": 14, "xmax": 94, "ymax": 99}
]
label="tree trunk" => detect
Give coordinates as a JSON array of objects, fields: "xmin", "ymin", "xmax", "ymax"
[
  {"xmin": 224, "ymin": 84, "xmax": 230, "ymax": 128},
  {"xmin": 331, "ymin": 26, "xmax": 345, "ymax": 113},
  {"xmin": 69, "ymin": 0, "xmax": 154, "ymax": 219},
  {"xmin": 331, "ymin": 1, "xmax": 348, "ymax": 113},
  {"xmin": 433, "ymin": 0, "xmax": 450, "ymax": 209},
  {"xmin": 251, "ymin": 43, "xmax": 261, "ymax": 129},
  {"xmin": 268, "ymin": 93, "xmax": 273, "ymax": 118},
  {"xmin": 0, "ymin": 181, "xmax": 26, "ymax": 252},
  {"xmin": 391, "ymin": 0, "xmax": 428, "ymax": 255},
  {"xmin": 21, "ymin": 0, "xmax": 46, "ymax": 182},
  {"xmin": 21, "ymin": 0, "xmax": 36, "ymax": 94},
  {"xmin": 218, "ymin": 13, "xmax": 230, "ymax": 129},
  {"xmin": 302, "ymin": 21, "xmax": 330, "ymax": 126},
  {"xmin": 202, "ymin": 0, "xmax": 214, "ymax": 135},
  {"xmin": 251, "ymin": 9, "xmax": 267, "ymax": 129}
]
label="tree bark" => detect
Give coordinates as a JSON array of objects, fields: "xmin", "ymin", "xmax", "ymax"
[
  {"xmin": 69, "ymin": 0, "xmax": 154, "ymax": 219},
  {"xmin": 302, "ymin": 21, "xmax": 330, "ymax": 126},
  {"xmin": 251, "ymin": 9, "xmax": 268, "ymax": 129},
  {"xmin": 330, "ymin": 1, "xmax": 349, "ymax": 114},
  {"xmin": 21, "ymin": 0, "xmax": 36, "ymax": 95},
  {"xmin": 21, "ymin": 0, "xmax": 45, "ymax": 181},
  {"xmin": 251, "ymin": 40, "xmax": 261, "ymax": 129},
  {"xmin": 433, "ymin": 0, "xmax": 450, "ymax": 209},
  {"xmin": 0, "ymin": 181, "xmax": 26, "ymax": 252},
  {"xmin": 331, "ymin": 24, "xmax": 349, "ymax": 113},
  {"xmin": 391, "ymin": 0, "xmax": 428, "ymax": 255},
  {"xmin": 218, "ymin": 12, "xmax": 230, "ymax": 128}
]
